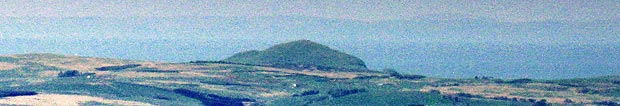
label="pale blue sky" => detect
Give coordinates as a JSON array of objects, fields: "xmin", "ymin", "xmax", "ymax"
[{"xmin": 1, "ymin": 0, "xmax": 618, "ymax": 22}]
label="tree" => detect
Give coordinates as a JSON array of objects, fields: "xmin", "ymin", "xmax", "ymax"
[
  {"xmin": 58, "ymin": 70, "xmax": 80, "ymax": 77},
  {"xmin": 534, "ymin": 99, "xmax": 549, "ymax": 106},
  {"xmin": 383, "ymin": 68, "xmax": 401, "ymax": 77},
  {"xmin": 564, "ymin": 99, "xmax": 574, "ymax": 103}
]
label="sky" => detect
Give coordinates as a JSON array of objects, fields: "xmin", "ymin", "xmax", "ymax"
[{"xmin": 1, "ymin": 0, "xmax": 619, "ymax": 22}]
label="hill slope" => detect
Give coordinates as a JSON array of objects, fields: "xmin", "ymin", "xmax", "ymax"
[{"xmin": 223, "ymin": 40, "xmax": 368, "ymax": 71}]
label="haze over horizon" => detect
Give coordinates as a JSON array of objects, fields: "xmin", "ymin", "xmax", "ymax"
[{"xmin": 1, "ymin": 1, "xmax": 619, "ymax": 79}]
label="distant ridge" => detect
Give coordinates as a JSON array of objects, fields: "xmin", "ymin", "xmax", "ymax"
[{"xmin": 223, "ymin": 40, "xmax": 368, "ymax": 71}]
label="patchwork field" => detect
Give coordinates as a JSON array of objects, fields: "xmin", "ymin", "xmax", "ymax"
[{"xmin": 0, "ymin": 54, "xmax": 618, "ymax": 106}]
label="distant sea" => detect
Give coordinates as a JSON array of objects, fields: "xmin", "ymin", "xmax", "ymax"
[
  {"xmin": 2, "ymin": 17, "xmax": 619, "ymax": 79},
  {"xmin": 2, "ymin": 38, "xmax": 619, "ymax": 79}
]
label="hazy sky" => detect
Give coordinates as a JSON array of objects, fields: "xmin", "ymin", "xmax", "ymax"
[
  {"xmin": 1, "ymin": 1, "xmax": 619, "ymax": 79},
  {"xmin": 1, "ymin": 0, "xmax": 618, "ymax": 22}
]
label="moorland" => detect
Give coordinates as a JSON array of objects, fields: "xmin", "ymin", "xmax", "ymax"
[{"xmin": 0, "ymin": 40, "xmax": 619, "ymax": 106}]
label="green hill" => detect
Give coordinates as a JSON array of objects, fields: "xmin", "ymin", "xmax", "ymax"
[{"xmin": 223, "ymin": 40, "xmax": 368, "ymax": 71}]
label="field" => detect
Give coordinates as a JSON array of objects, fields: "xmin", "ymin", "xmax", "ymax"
[{"xmin": 0, "ymin": 54, "xmax": 618, "ymax": 106}]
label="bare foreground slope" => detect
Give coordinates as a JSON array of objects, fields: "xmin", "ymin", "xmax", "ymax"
[{"xmin": 0, "ymin": 54, "xmax": 619, "ymax": 106}]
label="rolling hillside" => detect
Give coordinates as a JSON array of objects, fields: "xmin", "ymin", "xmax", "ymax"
[{"xmin": 0, "ymin": 53, "xmax": 619, "ymax": 105}]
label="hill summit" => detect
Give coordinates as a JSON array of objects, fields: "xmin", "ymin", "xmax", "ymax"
[{"xmin": 223, "ymin": 40, "xmax": 368, "ymax": 71}]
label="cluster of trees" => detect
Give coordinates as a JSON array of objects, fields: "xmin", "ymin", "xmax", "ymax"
[
  {"xmin": 533, "ymin": 99, "xmax": 550, "ymax": 106},
  {"xmin": 492, "ymin": 97, "xmax": 551, "ymax": 106},
  {"xmin": 578, "ymin": 87, "xmax": 601, "ymax": 94},
  {"xmin": 455, "ymin": 93, "xmax": 484, "ymax": 98},
  {"xmin": 557, "ymin": 83, "xmax": 586, "ymax": 87},
  {"xmin": 473, "ymin": 76, "xmax": 540, "ymax": 84},
  {"xmin": 474, "ymin": 76, "xmax": 494, "ymax": 80},
  {"xmin": 58, "ymin": 70, "xmax": 80, "ymax": 77},
  {"xmin": 292, "ymin": 90, "xmax": 320, "ymax": 97},
  {"xmin": 95, "ymin": 64, "xmax": 141, "ymax": 71},
  {"xmin": 58, "ymin": 70, "xmax": 95, "ymax": 78},
  {"xmin": 327, "ymin": 88, "xmax": 367, "ymax": 98},
  {"xmin": 443, "ymin": 92, "xmax": 550, "ymax": 106},
  {"xmin": 594, "ymin": 101, "xmax": 620, "ymax": 106},
  {"xmin": 613, "ymin": 81, "xmax": 620, "ymax": 85},
  {"xmin": 383, "ymin": 69, "xmax": 426, "ymax": 80},
  {"xmin": 135, "ymin": 68, "xmax": 179, "ymax": 73},
  {"xmin": 173, "ymin": 89, "xmax": 255, "ymax": 106},
  {"xmin": 0, "ymin": 90, "xmax": 37, "ymax": 98},
  {"xmin": 503, "ymin": 78, "xmax": 534, "ymax": 84}
]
